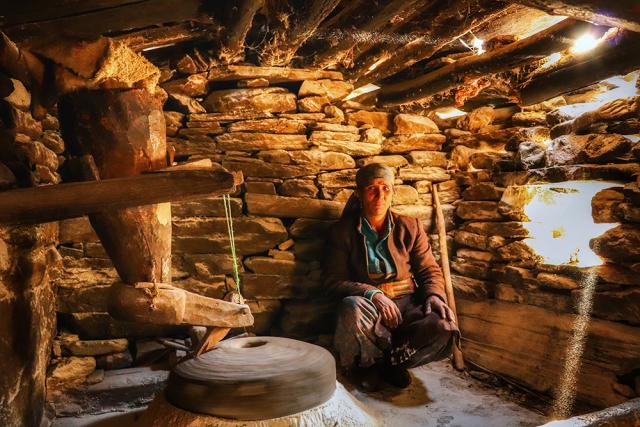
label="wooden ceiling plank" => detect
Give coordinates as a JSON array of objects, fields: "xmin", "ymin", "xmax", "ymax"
[
  {"xmin": 520, "ymin": 30, "xmax": 640, "ymax": 105},
  {"xmin": 258, "ymin": 0, "xmax": 341, "ymax": 66},
  {"xmin": 114, "ymin": 22, "xmax": 220, "ymax": 52},
  {"xmin": 218, "ymin": 0, "xmax": 265, "ymax": 64},
  {"xmin": 513, "ymin": 0, "xmax": 640, "ymax": 32},
  {"xmin": 3, "ymin": 0, "xmax": 207, "ymax": 46},
  {"xmin": 0, "ymin": 0, "xmax": 142, "ymax": 27},
  {"xmin": 207, "ymin": 64, "xmax": 343, "ymax": 83},
  {"xmin": 378, "ymin": 19, "xmax": 593, "ymax": 107},
  {"xmin": 353, "ymin": 0, "xmax": 506, "ymax": 87},
  {"xmin": 307, "ymin": 0, "xmax": 426, "ymax": 70}
]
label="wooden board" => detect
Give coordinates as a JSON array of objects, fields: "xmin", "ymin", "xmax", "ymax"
[{"xmin": 457, "ymin": 298, "xmax": 640, "ymax": 408}]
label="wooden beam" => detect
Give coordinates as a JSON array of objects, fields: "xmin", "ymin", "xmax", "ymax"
[
  {"xmin": 0, "ymin": 0, "xmax": 140, "ymax": 28},
  {"xmin": 378, "ymin": 19, "xmax": 593, "ymax": 107},
  {"xmin": 345, "ymin": 0, "xmax": 436, "ymax": 79},
  {"xmin": 207, "ymin": 64, "xmax": 343, "ymax": 83},
  {"xmin": 308, "ymin": 0, "xmax": 427, "ymax": 69},
  {"xmin": 353, "ymin": 0, "xmax": 506, "ymax": 87},
  {"xmin": 3, "ymin": 0, "xmax": 207, "ymax": 46},
  {"xmin": 109, "ymin": 282, "xmax": 254, "ymax": 328},
  {"xmin": 0, "ymin": 168, "xmax": 239, "ymax": 224},
  {"xmin": 115, "ymin": 22, "xmax": 221, "ymax": 52},
  {"xmin": 513, "ymin": 0, "xmax": 640, "ymax": 33},
  {"xmin": 218, "ymin": 0, "xmax": 265, "ymax": 63},
  {"xmin": 258, "ymin": 0, "xmax": 341, "ymax": 66},
  {"xmin": 194, "ymin": 327, "xmax": 231, "ymax": 356},
  {"xmin": 520, "ymin": 30, "xmax": 640, "ymax": 105}
]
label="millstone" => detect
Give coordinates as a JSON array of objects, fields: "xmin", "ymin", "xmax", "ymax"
[{"xmin": 165, "ymin": 336, "xmax": 336, "ymax": 420}]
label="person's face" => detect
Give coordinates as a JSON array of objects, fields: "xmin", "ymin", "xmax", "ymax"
[{"xmin": 359, "ymin": 178, "xmax": 394, "ymax": 219}]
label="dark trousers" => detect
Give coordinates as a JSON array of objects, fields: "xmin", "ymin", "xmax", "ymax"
[{"xmin": 333, "ymin": 295, "xmax": 460, "ymax": 369}]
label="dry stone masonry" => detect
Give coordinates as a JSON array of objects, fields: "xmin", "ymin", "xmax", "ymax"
[{"xmin": 10, "ymin": 52, "xmax": 637, "ymax": 419}]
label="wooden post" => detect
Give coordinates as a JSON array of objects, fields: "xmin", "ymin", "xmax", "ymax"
[
  {"xmin": 433, "ymin": 185, "xmax": 465, "ymax": 371},
  {"xmin": 59, "ymin": 88, "xmax": 171, "ymax": 285}
]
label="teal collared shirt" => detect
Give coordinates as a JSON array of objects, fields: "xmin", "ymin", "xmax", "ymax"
[{"xmin": 358, "ymin": 214, "xmax": 397, "ymax": 281}]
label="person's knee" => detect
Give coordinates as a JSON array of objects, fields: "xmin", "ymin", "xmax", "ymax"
[
  {"xmin": 337, "ymin": 296, "xmax": 377, "ymax": 325},
  {"xmin": 339, "ymin": 296, "xmax": 368, "ymax": 313},
  {"xmin": 424, "ymin": 313, "xmax": 458, "ymax": 340}
]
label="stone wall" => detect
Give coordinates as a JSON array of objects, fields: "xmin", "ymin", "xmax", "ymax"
[
  {"xmin": 53, "ymin": 67, "xmax": 456, "ymax": 360},
  {"xmin": 0, "ymin": 77, "xmax": 62, "ymax": 426},
  {"xmin": 50, "ymin": 57, "xmax": 640, "ymax": 413},
  {"xmin": 444, "ymin": 96, "xmax": 640, "ymax": 408}
]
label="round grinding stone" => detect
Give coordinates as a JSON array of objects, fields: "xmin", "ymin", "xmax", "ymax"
[{"xmin": 165, "ymin": 336, "xmax": 337, "ymax": 420}]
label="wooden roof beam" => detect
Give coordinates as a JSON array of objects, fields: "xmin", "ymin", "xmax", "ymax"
[
  {"xmin": 378, "ymin": 19, "xmax": 594, "ymax": 107},
  {"xmin": 513, "ymin": 0, "xmax": 640, "ymax": 33},
  {"xmin": 307, "ymin": 0, "xmax": 427, "ymax": 70},
  {"xmin": 258, "ymin": 0, "xmax": 341, "ymax": 66},
  {"xmin": 342, "ymin": 0, "xmax": 434, "ymax": 73},
  {"xmin": 520, "ymin": 30, "xmax": 640, "ymax": 105},
  {"xmin": 115, "ymin": 22, "xmax": 221, "ymax": 52},
  {"xmin": 218, "ymin": 0, "xmax": 265, "ymax": 64},
  {"xmin": 353, "ymin": 0, "xmax": 506, "ymax": 87},
  {"xmin": 2, "ymin": 0, "xmax": 207, "ymax": 46}
]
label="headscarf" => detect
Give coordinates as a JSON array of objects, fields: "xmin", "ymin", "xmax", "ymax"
[{"xmin": 341, "ymin": 163, "xmax": 395, "ymax": 219}]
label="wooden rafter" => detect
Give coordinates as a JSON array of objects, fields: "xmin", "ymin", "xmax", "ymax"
[
  {"xmin": 207, "ymin": 64, "xmax": 343, "ymax": 83},
  {"xmin": 218, "ymin": 0, "xmax": 265, "ymax": 64},
  {"xmin": 513, "ymin": 0, "xmax": 640, "ymax": 33},
  {"xmin": 342, "ymin": 0, "xmax": 434, "ymax": 73},
  {"xmin": 352, "ymin": 0, "xmax": 506, "ymax": 87},
  {"xmin": 2, "ymin": 0, "xmax": 207, "ymax": 46},
  {"xmin": 115, "ymin": 22, "xmax": 221, "ymax": 52},
  {"xmin": 520, "ymin": 30, "xmax": 640, "ymax": 105},
  {"xmin": 258, "ymin": 0, "xmax": 341, "ymax": 66},
  {"xmin": 307, "ymin": 0, "xmax": 427, "ymax": 70},
  {"xmin": 378, "ymin": 19, "xmax": 594, "ymax": 107}
]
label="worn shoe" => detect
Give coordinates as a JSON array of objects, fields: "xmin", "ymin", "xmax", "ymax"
[
  {"xmin": 379, "ymin": 364, "xmax": 412, "ymax": 388},
  {"xmin": 353, "ymin": 366, "xmax": 382, "ymax": 392}
]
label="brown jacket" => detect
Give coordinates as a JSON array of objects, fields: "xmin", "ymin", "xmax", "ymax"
[{"xmin": 324, "ymin": 211, "xmax": 446, "ymax": 303}]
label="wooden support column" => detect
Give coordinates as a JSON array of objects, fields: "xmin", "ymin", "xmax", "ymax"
[
  {"xmin": 378, "ymin": 19, "xmax": 593, "ymax": 107},
  {"xmin": 59, "ymin": 88, "xmax": 171, "ymax": 285}
]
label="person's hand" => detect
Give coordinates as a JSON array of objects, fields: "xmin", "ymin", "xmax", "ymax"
[
  {"xmin": 424, "ymin": 295, "xmax": 455, "ymax": 322},
  {"xmin": 372, "ymin": 293, "xmax": 402, "ymax": 329}
]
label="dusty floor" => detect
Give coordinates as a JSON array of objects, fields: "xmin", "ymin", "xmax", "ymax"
[
  {"xmin": 346, "ymin": 360, "xmax": 546, "ymax": 427},
  {"xmin": 52, "ymin": 360, "xmax": 546, "ymax": 427}
]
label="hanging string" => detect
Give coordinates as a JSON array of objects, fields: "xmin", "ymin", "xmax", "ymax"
[{"xmin": 223, "ymin": 194, "xmax": 242, "ymax": 298}]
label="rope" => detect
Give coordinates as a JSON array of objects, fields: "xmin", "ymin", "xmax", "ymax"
[{"xmin": 223, "ymin": 194, "xmax": 242, "ymax": 298}]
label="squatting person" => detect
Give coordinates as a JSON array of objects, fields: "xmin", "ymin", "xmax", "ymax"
[{"xmin": 325, "ymin": 162, "xmax": 460, "ymax": 389}]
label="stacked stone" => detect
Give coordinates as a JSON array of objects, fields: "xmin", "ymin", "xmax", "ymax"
[
  {"xmin": 55, "ymin": 68, "xmax": 455, "ymax": 344},
  {"xmin": 446, "ymin": 93, "xmax": 640, "ymax": 407},
  {"xmin": 0, "ymin": 75, "xmax": 62, "ymax": 426}
]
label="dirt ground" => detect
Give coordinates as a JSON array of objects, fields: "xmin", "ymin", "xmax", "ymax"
[
  {"xmin": 345, "ymin": 360, "xmax": 547, "ymax": 427},
  {"xmin": 52, "ymin": 360, "xmax": 548, "ymax": 427}
]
